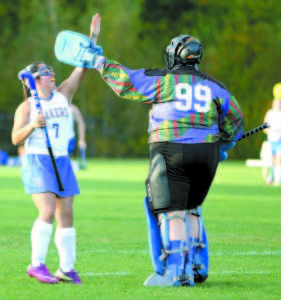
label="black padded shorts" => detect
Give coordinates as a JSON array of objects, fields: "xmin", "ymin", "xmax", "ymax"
[{"xmin": 149, "ymin": 142, "xmax": 219, "ymax": 212}]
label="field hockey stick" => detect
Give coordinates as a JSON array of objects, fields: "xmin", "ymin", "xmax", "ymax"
[
  {"xmin": 18, "ymin": 70, "xmax": 64, "ymax": 191},
  {"xmin": 237, "ymin": 122, "xmax": 269, "ymax": 142},
  {"xmin": 220, "ymin": 122, "xmax": 270, "ymax": 161},
  {"xmin": 80, "ymin": 147, "xmax": 87, "ymax": 169}
]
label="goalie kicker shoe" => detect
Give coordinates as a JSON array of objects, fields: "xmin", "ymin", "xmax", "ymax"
[
  {"xmin": 26, "ymin": 263, "xmax": 58, "ymax": 284},
  {"xmin": 55, "ymin": 269, "xmax": 81, "ymax": 284},
  {"xmin": 144, "ymin": 241, "xmax": 195, "ymax": 287},
  {"xmin": 144, "ymin": 264, "xmax": 194, "ymax": 287}
]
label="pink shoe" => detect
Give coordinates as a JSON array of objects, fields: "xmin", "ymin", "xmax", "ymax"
[{"xmin": 27, "ymin": 264, "xmax": 58, "ymax": 284}]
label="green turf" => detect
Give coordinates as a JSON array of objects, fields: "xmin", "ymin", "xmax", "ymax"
[{"xmin": 0, "ymin": 160, "xmax": 280, "ymax": 299}]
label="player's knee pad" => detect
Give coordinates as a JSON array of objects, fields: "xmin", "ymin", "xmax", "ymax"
[
  {"xmin": 187, "ymin": 207, "xmax": 209, "ymax": 283},
  {"xmin": 146, "ymin": 153, "xmax": 171, "ymax": 212}
]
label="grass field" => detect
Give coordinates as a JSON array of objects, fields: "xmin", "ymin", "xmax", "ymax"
[{"xmin": 0, "ymin": 159, "xmax": 280, "ymax": 300}]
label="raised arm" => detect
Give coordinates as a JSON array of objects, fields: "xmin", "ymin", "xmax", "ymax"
[
  {"xmin": 57, "ymin": 13, "xmax": 101, "ymax": 102},
  {"xmin": 90, "ymin": 12, "xmax": 100, "ymax": 44}
]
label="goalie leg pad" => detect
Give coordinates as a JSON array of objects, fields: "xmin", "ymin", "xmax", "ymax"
[
  {"xmin": 144, "ymin": 197, "xmax": 164, "ymax": 275},
  {"xmin": 55, "ymin": 30, "xmax": 103, "ymax": 68},
  {"xmin": 144, "ymin": 211, "xmax": 194, "ymax": 287},
  {"xmin": 188, "ymin": 207, "xmax": 209, "ymax": 283},
  {"xmin": 194, "ymin": 221, "xmax": 209, "ymax": 283},
  {"xmin": 146, "ymin": 153, "xmax": 171, "ymax": 212}
]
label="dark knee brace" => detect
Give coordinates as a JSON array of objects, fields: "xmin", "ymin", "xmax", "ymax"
[{"xmin": 146, "ymin": 153, "xmax": 171, "ymax": 212}]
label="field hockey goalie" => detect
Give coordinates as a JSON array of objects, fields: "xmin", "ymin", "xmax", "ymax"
[
  {"xmin": 144, "ymin": 197, "xmax": 209, "ymax": 286},
  {"xmin": 143, "ymin": 157, "xmax": 209, "ymax": 286}
]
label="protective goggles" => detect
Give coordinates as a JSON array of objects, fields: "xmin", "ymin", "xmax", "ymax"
[{"xmin": 32, "ymin": 66, "xmax": 55, "ymax": 78}]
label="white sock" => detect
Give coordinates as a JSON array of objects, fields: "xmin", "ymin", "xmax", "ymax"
[
  {"xmin": 31, "ymin": 218, "xmax": 53, "ymax": 267},
  {"xmin": 55, "ymin": 227, "xmax": 76, "ymax": 272}
]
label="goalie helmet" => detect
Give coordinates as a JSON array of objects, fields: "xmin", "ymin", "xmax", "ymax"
[
  {"xmin": 164, "ymin": 35, "xmax": 203, "ymax": 70},
  {"xmin": 273, "ymin": 83, "xmax": 281, "ymax": 99}
]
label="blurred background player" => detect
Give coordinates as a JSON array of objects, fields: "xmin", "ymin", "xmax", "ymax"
[
  {"xmin": 68, "ymin": 104, "xmax": 87, "ymax": 169},
  {"xmin": 56, "ymin": 30, "xmax": 244, "ymax": 286},
  {"xmin": 263, "ymin": 83, "xmax": 281, "ymax": 185},
  {"xmin": 260, "ymin": 140, "xmax": 274, "ymax": 184},
  {"xmin": 0, "ymin": 148, "xmax": 9, "ymax": 165},
  {"xmin": 11, "ymin": 13, "xmax": 100, "ymax": 284}
]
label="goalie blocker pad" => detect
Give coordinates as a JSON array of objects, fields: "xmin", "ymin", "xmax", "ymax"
[{"xmin": 55, "ymin": 30, "xmax": 103, "ymax": 68}]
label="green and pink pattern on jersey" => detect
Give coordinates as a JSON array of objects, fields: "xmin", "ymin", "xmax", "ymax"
[{"xmin": 99, "ymin": 60, "xmax": 244, "ymax": 144}]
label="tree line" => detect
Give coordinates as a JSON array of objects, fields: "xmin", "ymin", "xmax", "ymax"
[{"xmin": 1, "ymin": 0, "xmax": 280, "ymax": 158}]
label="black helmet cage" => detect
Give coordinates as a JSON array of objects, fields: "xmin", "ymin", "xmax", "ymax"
[{"xmin": 164, "ymin": 35, "xmax": 203, "ymax": 70}]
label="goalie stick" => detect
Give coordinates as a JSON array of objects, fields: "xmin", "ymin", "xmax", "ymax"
[{"xmin": 237, "ymin": 122, "xmax": 269, "ymax": 142}]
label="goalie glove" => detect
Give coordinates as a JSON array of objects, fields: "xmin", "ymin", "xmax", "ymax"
[
  {"xmin": 219, "ymin": 141, "xmax": 236, "ymax": 162},
  {"xmin": 54, "ymin": 30, "xmax": 104, "ymax": 69},
  {"xmin": 219, "ymin": 150, "xmax": 228, "ymax": 162}
]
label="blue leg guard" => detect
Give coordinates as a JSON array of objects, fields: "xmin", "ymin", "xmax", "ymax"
[
  {"xmin": 144, "ymin": 197, "xmax": 164, "ymax": 275},
  {"xmin": 184, "ymin": 214, "xmax": 196, "ymax": 286},
  {"xmin": 144, "ymin": 206, "xmax": 194, "ymax": 287},
  {"xmin": 194, "ymin": 218, "xmax": 209, "ymax": 283},
  {"xmin": 188, "ymin": 207, "xmax": 209, "ymax": 283}
]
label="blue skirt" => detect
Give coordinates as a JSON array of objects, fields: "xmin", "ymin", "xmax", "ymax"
[
  {"xmin": 270, "ymin": 140, "xmax": 281, "ymax": 155},
  {"xmin": 22, "ymin": 154, "xmax": 80, "ymax": 197}
]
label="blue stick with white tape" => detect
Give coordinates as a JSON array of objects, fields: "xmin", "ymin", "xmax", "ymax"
[{"xmin": 18, "ymin": 70, "xmax": 64, "ymax": 191}]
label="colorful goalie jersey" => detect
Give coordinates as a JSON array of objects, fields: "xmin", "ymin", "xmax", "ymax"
[{"xmin": 97, "ymin": 60, "xmax": 244, "ymax": 144}]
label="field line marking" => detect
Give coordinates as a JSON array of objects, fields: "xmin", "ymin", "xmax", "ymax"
[
  {"xmin": 81, "ymin": 271, "xmax": 131, "ymax": 277},
  {"xmin": 80, "ymin": 270, "xmax": 271, "ymax": 277},
  {"xmin": 210, "ymin": 270, "xmax": 271, "ymax": 275},
  {"xmin": 2, "ymin": 248, "xmax": 281, "ymax": 257},
  {"xmin": 212, "ymin": 250, "xmax": 281, "ymax": 256},
  {"xmin": 79, "ymin": 249, "xmax": 281, "ymax": 256}
]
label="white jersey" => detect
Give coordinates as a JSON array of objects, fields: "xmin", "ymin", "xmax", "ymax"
[
  {"xmin": 266, "ymin": 109, "xmax": 281, "ymax": 142},
  {"xmin": 24, "ymin": 91, "xmax": 72, "ymax": 156}
]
